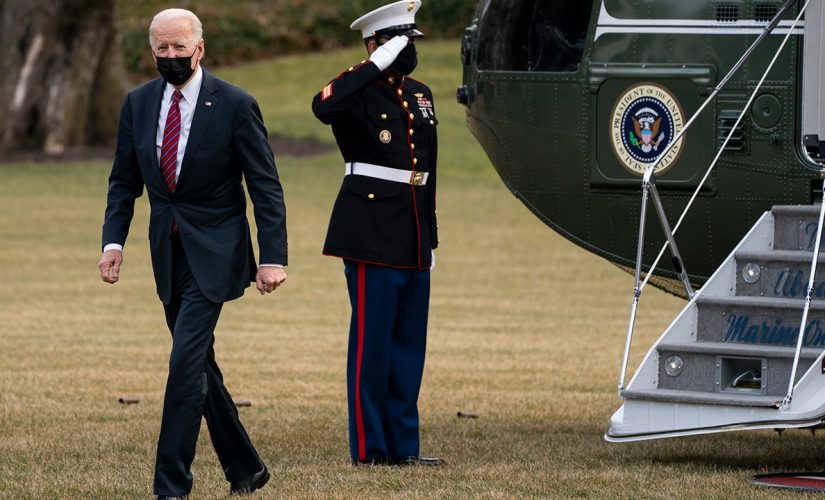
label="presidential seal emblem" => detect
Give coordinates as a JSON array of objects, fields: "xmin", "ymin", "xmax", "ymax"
[
  {"xmin": 379, "ymin": 130, "xmax": 392, "ymax": 144},
  {"xmin": 610, "ymin": 83, "xmax": 685, "ymax": 175}
]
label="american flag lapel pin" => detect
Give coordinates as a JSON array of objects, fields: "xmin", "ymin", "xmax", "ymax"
[{"xmin": 205, "ymin": 101, "xmax": 212, "ymax": 107}]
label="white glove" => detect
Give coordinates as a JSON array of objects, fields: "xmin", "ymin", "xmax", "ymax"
[{"xmin": 369, "ymin": 35, "xmax": 409, "ymax": 71}]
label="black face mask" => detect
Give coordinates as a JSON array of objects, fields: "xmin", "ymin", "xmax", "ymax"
[
  {"xmin": 156, "ymin": 50, "xmax": 197, "ymax": 86},
  {"xmin": 389, "ymin": 44, "xmax": 417, "ymax": 76}
]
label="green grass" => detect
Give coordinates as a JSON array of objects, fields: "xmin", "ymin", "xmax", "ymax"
[{"xmin": 1, "ymin": 41, "xmax": 823, "ymax": 499}]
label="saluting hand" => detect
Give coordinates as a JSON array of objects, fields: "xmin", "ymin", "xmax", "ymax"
[
  {"xmin": 98, "ymin": 249, "xmax": 123, "ymax": 284},
  {"xmin": 256, "ymin": 267, "xmax": 287, "ymax": 295},
  {"xmin": 369, "ymin": 35, "xmax": 409, "ymax": 71}
]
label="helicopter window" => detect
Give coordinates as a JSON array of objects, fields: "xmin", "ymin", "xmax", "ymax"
[
  {"xmin": 715, "ymin": 4, "xmax": 740, "ymax": 23},
  {"xmin": 476, "ymin": 0, "xmax": 592, "ymax": 72}
]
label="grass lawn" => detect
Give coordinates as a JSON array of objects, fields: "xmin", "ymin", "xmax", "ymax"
[{"xmin": 1, "ymin": 40, "xmax": 823, "ymax": 499}]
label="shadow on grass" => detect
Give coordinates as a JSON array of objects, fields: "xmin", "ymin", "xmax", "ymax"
[
  {"xmin": 608, "ymin": 429, "xmax": 825, "ymax": 472},
  {"xmin": 450, "ymin": 414, "xmax": 825, "ymax": 472}
]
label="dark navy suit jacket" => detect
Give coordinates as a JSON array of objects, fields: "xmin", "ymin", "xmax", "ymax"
[{"xmin": 102, "ymin": 70, "xmax": 287, "ymax": 304}]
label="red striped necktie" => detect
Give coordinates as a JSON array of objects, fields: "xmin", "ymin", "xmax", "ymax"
[{"xmin": 160, "ymin": 90, "xmax": 183, "ymax": 236}]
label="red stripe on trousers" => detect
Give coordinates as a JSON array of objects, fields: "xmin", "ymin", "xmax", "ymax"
[{"xmin": 355, "ymin": 262, "xmax": 367, "ymax": 460}]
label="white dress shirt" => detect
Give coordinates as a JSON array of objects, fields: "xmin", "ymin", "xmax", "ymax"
[{"xmin": 155, "ymin": 66, "xmax": 202, "ymax": 178}]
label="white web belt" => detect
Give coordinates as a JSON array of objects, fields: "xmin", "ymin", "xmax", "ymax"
[{"xmin": 345, "ymin": 162, "xmax": 428, "ymax": 186}]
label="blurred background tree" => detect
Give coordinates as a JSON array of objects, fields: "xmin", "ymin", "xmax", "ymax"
[
  {"xmin": 0, "ymin": 0, "xmax": 128, "ymax": 155},
  {"xmin": 0, "ymin": 0, "xmax": 478, "ymax": 155}
]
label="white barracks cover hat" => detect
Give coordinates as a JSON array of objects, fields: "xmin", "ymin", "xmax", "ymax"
[{"xmin": 350, "ymin": 0, "xmax": 424, "ymax": 39}]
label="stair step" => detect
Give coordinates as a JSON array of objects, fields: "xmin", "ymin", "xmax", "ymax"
[
  {"xmin": 736, "ymin": 249, "xmax": 822, "ymax": 262},
  {"xmin": 657, "ymin": 341, "xmax": 822, "ymax": 359},
  {"xmin": 696, "ymin": 295, "xmax": 825, "ymax": 348},
  {"xmin": 697, "ymin": 295, "xmax": 818, "ymax": 309},
  {"xmin": 655, "ymin": 341, "xmax": 816, "ymax": 395},
  {"xmin": 621, "ymin": 388, "xmax": 780, "ymax": 407},
  {"xmin": 771, "ymin": 205, "xmax": 821, "ymax": 217},
  {"xmin": 734, "ymin": 250, "xmax": 825, "ymax": 299},
  {"xmin": 771, "ymin": 204, "xmax": 824, "ymax": 251}
]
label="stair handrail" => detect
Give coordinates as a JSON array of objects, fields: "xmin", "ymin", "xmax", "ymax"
[
  {"xmin": 782, "ymin": 188, "xmax": 825, "ymax": 410},
  {"xmin": 618, "ymin": 0, "xmax": 808, "ymax": 392}
]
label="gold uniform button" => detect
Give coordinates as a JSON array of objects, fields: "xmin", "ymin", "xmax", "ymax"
[
  {"xmin": 403, "ymin": 101, "xmax": 409, "ymax": 108},
  {"xmin": 381, "ymin": 113, "xmax": 388, "ymax": 120},
  {"xmin": 411, "ymin": 143, "xmax": 415, "ymax": 149},
  {"xmin": 361, "ymin": 60, "xmax": 367, "ymax": 64},
  {"xmin": 413, "ymin": 158, "xmax": 418, "ymax": 165},
  {"xmin": 388, "ymin": 76, "xmax": 395, "ymax": 84},
  {"xmin": 409, "ymin": 129, "xmax": 414, "ymax": 136},
  {"xmin": 368, "ymin": 193, "xmax": 375, "ymax": 200},
  {"xmin": 348, "ymin": 67, "xmax": 354, "ymax": 71},
  {"xmin": 429, "ymin": 120, "xmax": 435, "ymax": 125},
  {"xmin": 397, "ymin": 89, "xmax": 403, "ymax": 96},
  {"xmin": 409, "ymin": 113, "xmax": 415, "ymax": 120}
]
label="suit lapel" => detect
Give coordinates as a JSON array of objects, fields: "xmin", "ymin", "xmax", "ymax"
[
  {"xmin": 145, "ymin": 79, "xmax": 166, "ymax": 186},
  {"xmin": 178, "ymin": 70, "xmax": 218, "ymax": 186}
]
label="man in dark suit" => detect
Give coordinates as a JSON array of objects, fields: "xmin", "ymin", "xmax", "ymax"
[
  {"xmin": 312, "ymin": 0, "xmax": 443, "ymax": 467},
  {"xmin": 97, "ymin": 8, "xmax": 286, "ymax": 498}
]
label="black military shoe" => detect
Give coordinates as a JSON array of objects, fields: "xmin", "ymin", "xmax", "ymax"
[
  {"xmin": 353, "ymin": 456, "xmax": 394, "ymax": 466},
  {"xmin": 396, "ymin": 456, "xmax": 445, "ymax": 466},
  {"xmin": 229, "ymin": 465, "xmax": 271, "ymax": 495},
  {"xmin": 156, "ymin": 496, "xmax": 187, "ymax": 500}
]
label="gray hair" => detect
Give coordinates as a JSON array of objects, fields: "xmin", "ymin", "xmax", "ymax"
[{"xmin": 148, "ymin": 8, "xmax": 203, "ymax": 47}]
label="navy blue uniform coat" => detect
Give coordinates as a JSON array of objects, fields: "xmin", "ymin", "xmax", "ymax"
[
  {"xmin": 312, "ymin": 62, "xmax": 437, "ymax": 269},
  {"xmin": 102, "ymin": 70, "xmax": 287, "ymax": 303}
]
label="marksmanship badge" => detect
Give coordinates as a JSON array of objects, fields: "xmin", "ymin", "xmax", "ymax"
[{"xmin": 610, "ymin": 83, "xmax": 685, "ymax": 175}]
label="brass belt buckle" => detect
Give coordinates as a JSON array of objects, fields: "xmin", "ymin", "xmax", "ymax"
[{"xmin": 409, "ymin": 171, "xmax": 424, "ymax": 186}]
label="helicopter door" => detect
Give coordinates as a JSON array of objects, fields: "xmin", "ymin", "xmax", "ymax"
[
  {"xmin": 589, "ymin": 68, "xmax": 716, "ymax": 190},
  {"xmin": 588, "ymin": 1, "xmax": 718, "ymax": 190},
  {"xmin": 802, "ymin": 0, "xmax": 825, "ymax": 164}
]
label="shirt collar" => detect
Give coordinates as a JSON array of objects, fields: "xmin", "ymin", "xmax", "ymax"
[{"xmin": 165, "ymin": 65, "xmax": 203, "ymax": 104}]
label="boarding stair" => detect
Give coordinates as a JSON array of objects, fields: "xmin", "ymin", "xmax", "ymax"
[{"xmin": 607, "ymin": 205, "xmax": 825, "ymax": 441}]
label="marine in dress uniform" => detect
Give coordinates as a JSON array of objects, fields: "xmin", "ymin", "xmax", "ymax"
[{"xmin": 311, "ymin": 0, "xmax": 443, "ymax": 466}]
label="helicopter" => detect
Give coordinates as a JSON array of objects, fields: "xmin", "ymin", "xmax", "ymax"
[{"xmin": 458, "ymin": 0, "xmax": 825, "ymax": 442}]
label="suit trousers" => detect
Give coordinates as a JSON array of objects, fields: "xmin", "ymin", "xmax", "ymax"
[
  {"xmin": 153, "ymin": 237, "xmax": 262, "ymax": 496},
  {"xmin": 343, "ymin": 260, "xmax": 430, "ymax": 462}
]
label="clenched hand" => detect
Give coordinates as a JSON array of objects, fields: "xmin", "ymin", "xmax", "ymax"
[
  {"xmin": 256, "ymin": 267, "xmax": 287, "ymax": 295},
  {"xmin": 98, "ymin": 249, "xmax": 123, "ymax": 284}
]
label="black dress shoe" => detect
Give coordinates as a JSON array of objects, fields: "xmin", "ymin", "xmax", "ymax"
[
  {"xmin": 352, "ymin": 456, "xmax": 394, "ymax": 466},
  {"xmin": 229, "ymin": 465, "xmax": 271, "ymax": 495},
  {"xmin": 156, "ymin": 496, "xmax": 187, "ymax": 500},
  {"xmin": 397, "ymin": 456, "xmax": 445, "ymax": 466}
]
